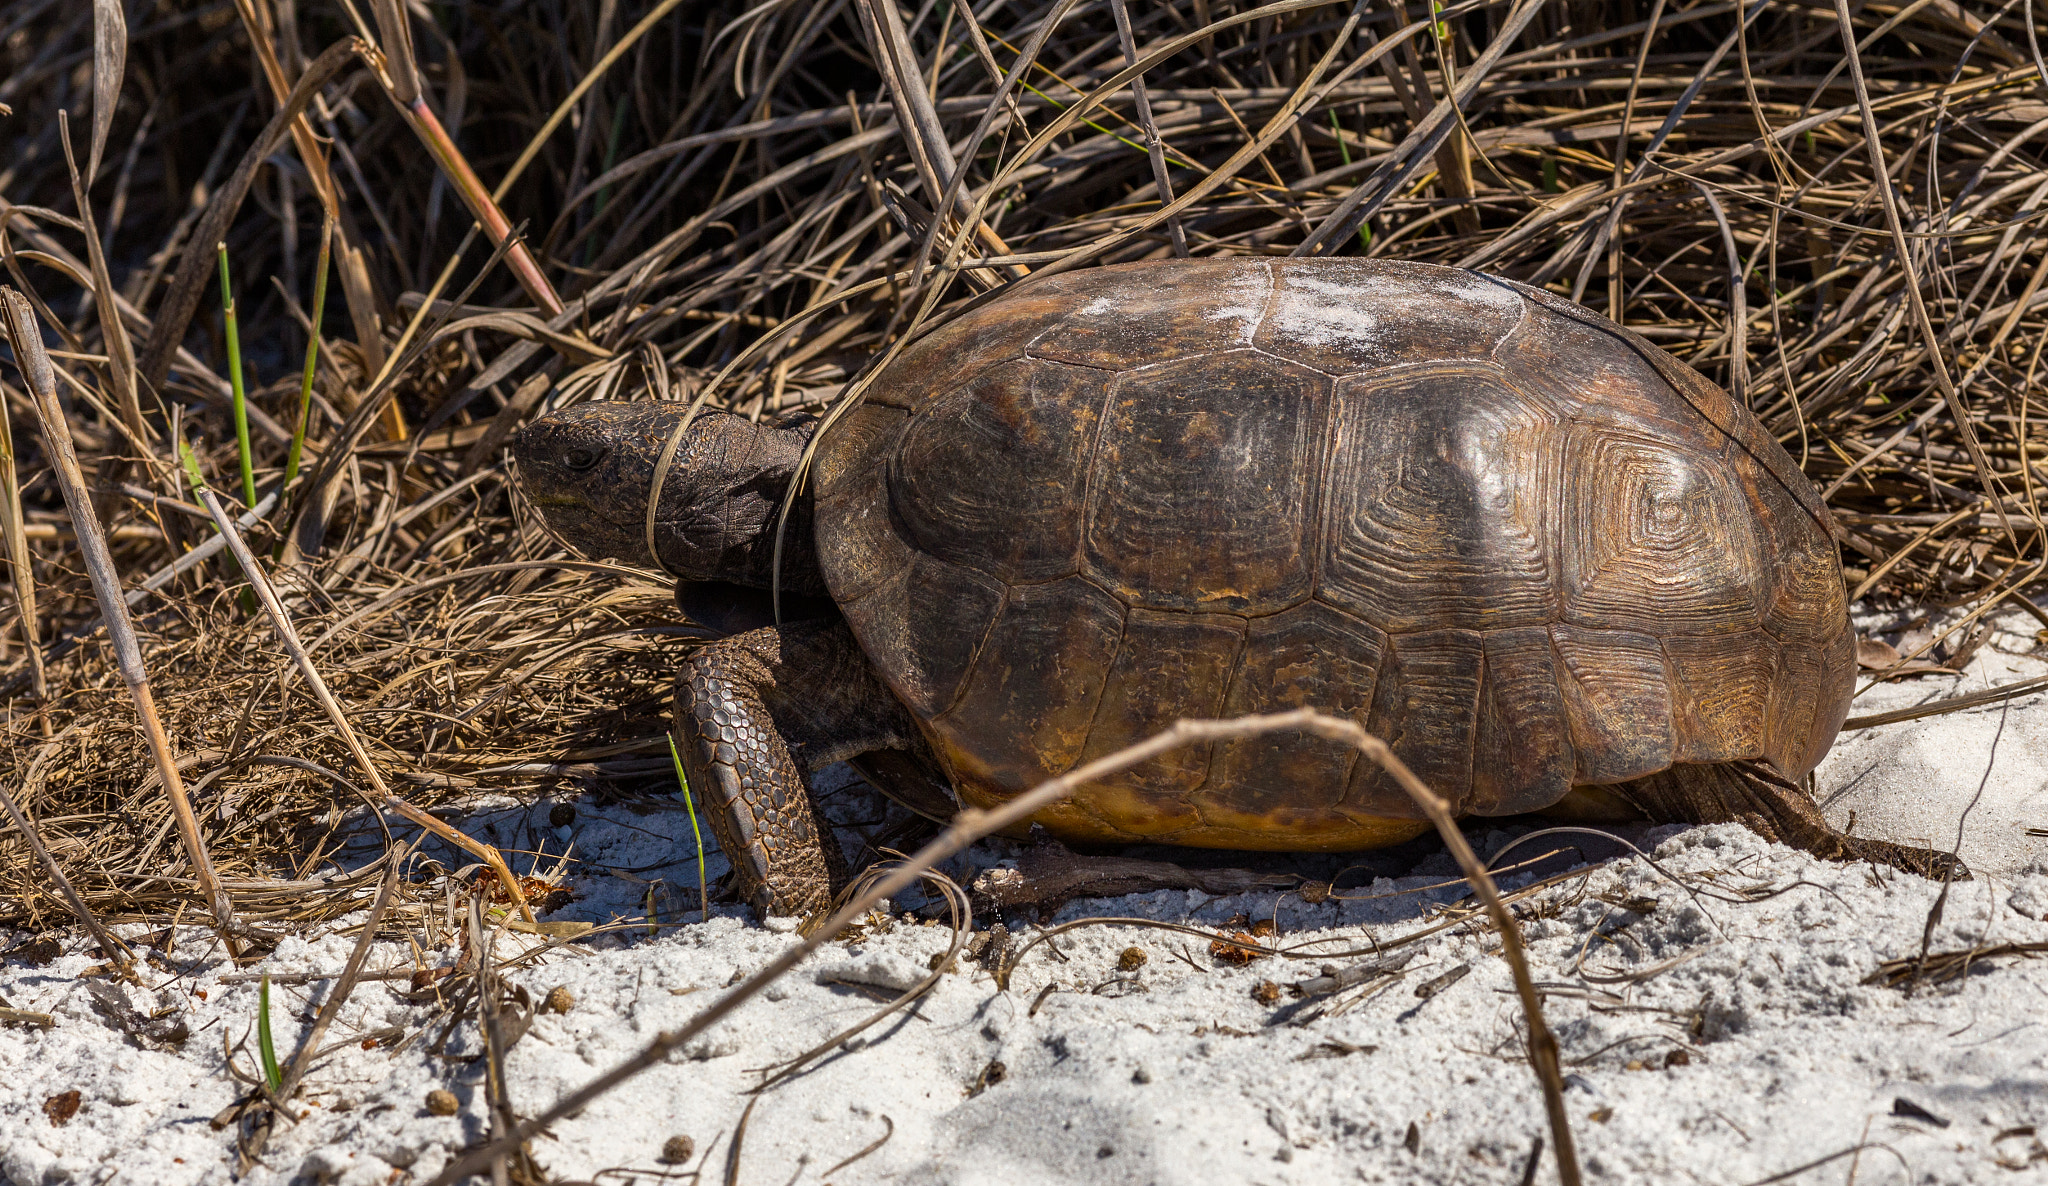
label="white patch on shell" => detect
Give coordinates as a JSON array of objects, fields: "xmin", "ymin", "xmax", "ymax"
[
  {"xmin": 1200, "ymin": 267, "xmax": 1272, "ymax": 345},
  {"xmin": 1264, "ymin": 274, "xmax": 1385, "ymax": 350},
  {"xmin": 1078, "ymin": 295, "xmax": 1115, "ymax": 316},
  {"xmin": 1446, "ymin": 271, "xmax": 1525, "ymax": 315}
]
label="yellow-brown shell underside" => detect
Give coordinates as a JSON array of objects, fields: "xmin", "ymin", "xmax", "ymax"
[{"xmin": 813, "ymin": 259, "xmax": 1853, "ymax": 849}]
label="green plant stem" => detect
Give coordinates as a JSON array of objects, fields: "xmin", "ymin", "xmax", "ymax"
[
  {"xmin": 257, "ymin": 974, "xmax": 283, "ymax": 1093},
  {"xmin": 180, "ymin": 433, "xmax": 256, "ymax": 614},
  {"xmin": 216, "ymin": 242, "xmax": 256, "ymax": 508},
  {"xmin": 176, "ymin": 436, "xmax": 206, "ymax": 494},
  {"xmin": 1330, "ymin": 110, "xmax": 1372, "ymax": 252},
  {"xmin": 285, "ymin": 218, "xmax": 334, "ymax": 490},
  {"xmin": 668, "ymin": 734, "xmax": 709, "ymax": 923}
]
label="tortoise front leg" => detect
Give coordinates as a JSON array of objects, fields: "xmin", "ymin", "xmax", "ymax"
[{"xmin": 673, "ymin": 619, "xmax": 923, "ymax": 917}]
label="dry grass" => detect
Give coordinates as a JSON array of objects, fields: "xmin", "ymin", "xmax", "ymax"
[{"xmin": 0, "ymin": 0, "xmax": 2044, "ymax": 988}]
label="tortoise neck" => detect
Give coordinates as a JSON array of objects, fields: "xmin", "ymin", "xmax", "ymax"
[{"xmin": 657, "ymin": 411, "xmax": 828, "ymax": 597}]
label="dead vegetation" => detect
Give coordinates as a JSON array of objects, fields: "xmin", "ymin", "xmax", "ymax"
[
  {"xmin": 4, "ymin": 0, "xmax": 2048, "ymax": 1177},
  {"xmin": 5, "ymin": 0, "xmax": 2044, "ymax": 928}
]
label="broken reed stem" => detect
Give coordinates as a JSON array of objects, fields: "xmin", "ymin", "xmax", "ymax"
[
  {"xmin": 399, "ymin": 97, "xmax": 563, "ymax": 318},
  {"xmin": 192, "ymin": 486, "xmax": 535, "ymax": 925},
  {"xmin": 423, "ymin": 709, "xmax": 1581, "ymax": 1186},
  {"xmin": 0, "ymin": 287, "xmax": 242, "ymax": 955},
  {"xmin": 0, "ymin": 377, "xmax": 46, "ymax": 699}
]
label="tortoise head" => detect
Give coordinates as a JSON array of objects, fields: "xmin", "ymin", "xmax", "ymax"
[{"xmin": 514, "ymin": 401, "xmax": 823, "ymax": 591}]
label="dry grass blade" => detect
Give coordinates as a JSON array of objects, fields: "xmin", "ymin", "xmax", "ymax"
[
  {"xmin": 1829, "ymin": 0, "xmax": 2013, "ymax": 546},
  {"xmin": 228, "ymin": 0, "xmax": 392, "ymax": 394},
  {"xmin": 0, "ymin": 381, "xmax": 44, "ymax": 700},
  {"xmin": 1, "ymin": 287, "xmax": 239, "ymax": 954},
  {"xmin": 86, "ymin": 0, "xmax": 124, "ymax": 184},
  {"xmin": 422, "ymin": 709, "xmax": 1580, "ymax": 1186},
  {"xmin": 1862, "ymin": 940, "xmax": 2048, "ymax": 988},
  {"xmin": 367, "ymin": 0, "xmax": 563, "ymax": 322},
  {"xmin": 133, "ymin": 37, "xmax": 363, "ymax": 397},
  {"xmin": 59, "ymin": 115, "xmax": 148, "ymax": 474}
]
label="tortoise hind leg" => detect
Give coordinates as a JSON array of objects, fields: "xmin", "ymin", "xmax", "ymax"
[
  {"xmin": 674, "ymin": 618, "xmax": 929, "ymax": 917},
  {"xmin": 1610, "ymin": 760, "xmax": 1968, "ymax": 881}
]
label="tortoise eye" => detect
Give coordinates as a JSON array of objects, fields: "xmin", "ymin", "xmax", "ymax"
[{"xmin": 563, "ymin": 446, "xmax": 603, "ymax": 471}]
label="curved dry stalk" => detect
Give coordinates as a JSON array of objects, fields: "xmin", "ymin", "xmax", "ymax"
[{"xmin": 422, "ymin": 709, "xmax": 1581, "ymax": 1186}]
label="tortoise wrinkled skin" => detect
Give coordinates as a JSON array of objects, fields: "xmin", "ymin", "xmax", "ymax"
[{"xmin": 518, "ymin": 259, "xmax": 1954, "ymax": 917}]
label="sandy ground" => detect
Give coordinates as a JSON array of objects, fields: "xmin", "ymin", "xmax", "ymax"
[{"xmin": 2, "ymin": 614, "xmax": 2045, "ymax": 1186}]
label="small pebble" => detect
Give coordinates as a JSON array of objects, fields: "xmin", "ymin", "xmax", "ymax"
[
  {"xmin": 545, "ymin": 985, "xmax": 575, "ymax": 1014},
  {"xmin": 660, "ymin": 1135, "xmax": 695, "ymax": 1164},
  {"xmin": 425, "ymin": 1090, "xmax": 459, "ymax": 1116},
  {"xmin": 1251, "ymin": 980, "xmax": 1281, "ymax": 1005},
  {"xmin": 1117, "ymin": 946, "xmax": 1147, "ymax": 972}
]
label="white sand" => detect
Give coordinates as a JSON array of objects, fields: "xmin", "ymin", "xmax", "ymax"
[{"xmin": 3, "ymin": 614, "xmax": 2045, "ymax": 1186}]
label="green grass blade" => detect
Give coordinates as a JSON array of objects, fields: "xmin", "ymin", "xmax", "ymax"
[
  {"xmin": 284, "ymin": 218, "xmax": 334, "ymax": 490},
  {"xmin": 1329, "ymin": 110, "xmax": 1372, "ymax": 252},
  {"xmin": 667, "ymin": 733, "xmax": 709, "ymax": 923},
  {"xmin": 176, "ymin": 435, "xmax": 207, "ymax": 495},
  {"xmin": 216, "ymin": 242, "xmax": 256, "ymax": 509},
  {"xmin": 257, "ymin": 973, "xmax": 283, "ymax": 1094}
]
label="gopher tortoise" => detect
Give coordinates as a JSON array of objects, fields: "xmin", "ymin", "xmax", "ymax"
[{"xmin": 515, "ymin": 258, "xmax": 1954, "ymax": 917}]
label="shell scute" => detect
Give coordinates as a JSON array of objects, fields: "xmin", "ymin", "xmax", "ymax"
[
  {"xmin": 1026, "ymin": 259, "xmax": 1272, "ymax": 369},
  {"xmin": 1319, "ymin": 364, "xmax": 1561, "ymax": 633},
  {"xmin": 1351, "ymin": 628, "xmax": 1484, "ymax": 815},
  {"xmin": 1662, "ymin": 634, "xmax": 1772, "ymax": 764},
  {"xmin": 874, "ymin": 291, "xmax": 1072, "ymax": 411},
  {"xmin": 1470, "ymin": 626, "xmax": 1575, "ymax": 815},
  {"xmin": 890, "ymin": 357, "xmax": 1108, "ymax": 583},
  {"xmin": 1255, "ymin": 259, "xmax": 1523, "ymax": 375},
  {"xmin": 815, "ymin": 456, "xmax": 915, "ymax": 606},
  {"xmin": 1493, "ymin": 289, "xmax": 1732, "ymax": 455},
  {"xmin": 1085, "ymin": 350, "xmax": 1328, "ymax": 614},
  {"xmin": 1557, "ymin": 425, "xmax": 1765, "ymax": 636},
  {"xmin": 1202, "ymin": 603, "xmax": 1385, "ymax": 826},
  {"xmin": 1551, "ymin": 624, "xmax": 1676, "ymax": 784},
  {"xmin": 1764, "ymin": 632, "xmax": 1853, "ymax": 779},
  {"xmin": 928, "ymin": 576, "xmax": 1123, "ymax": 798},
  {"xmin": 1068, "ymin": 608, "xmax": 1245, "ymax": 837},
  {"xmin": 1730, "ymin": 445, "xmax": 1848, "ymax": 645},
  {"xmin": 841, "ymin": 552, "xmax": 1004, "ymax": 719},
  {"xmin": 814, "ymin": 403, "xmax": 903, "ymax": 501}
]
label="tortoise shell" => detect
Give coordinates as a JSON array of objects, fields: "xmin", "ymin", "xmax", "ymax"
[{"xmin": 811, "ymin": 259, "xmax": 1853, "ymax": 849}]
